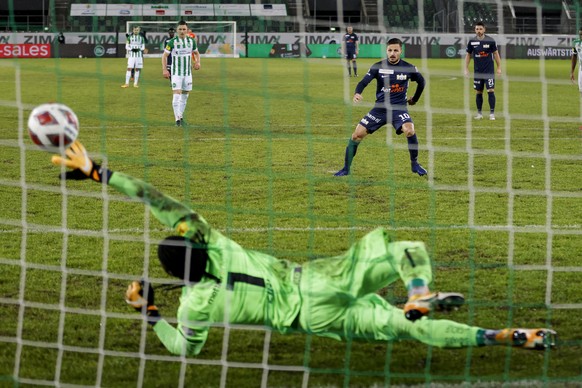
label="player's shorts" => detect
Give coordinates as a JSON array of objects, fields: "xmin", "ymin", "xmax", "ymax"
[
  {"xmin": 345, "ymin": 50, "xmax": 357, "ymax": 60},
  {"xmin": 359, "ymin": 107, "xmax": 413, "ymax": 134},
  {"xmin": 171, "ymin": 74, "xmax": 193, "ymax": 91},
  {"xmin": 473, "ymin": 77, "xmax": 495, "ymax": 91},
  {"xmin": 127, "ymin": 57, "xmax": 143, "ymax": 69}
]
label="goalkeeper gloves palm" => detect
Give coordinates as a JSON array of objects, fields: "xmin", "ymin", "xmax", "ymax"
[{"xmin": 51, "ymin": 140, "xmax": 112, "ymax": 183}]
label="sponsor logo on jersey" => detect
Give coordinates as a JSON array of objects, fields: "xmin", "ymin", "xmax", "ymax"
[
  {"xmin": 471, "ymin": 42, "xmax": 480, "ymax": 45},
  {"xmin": 390, "ymin": 84, "xmax": 405, "ymax": 93},
  {"xmin": 379, "ymin": 69, "xmax": 394, "ymax": 74}
]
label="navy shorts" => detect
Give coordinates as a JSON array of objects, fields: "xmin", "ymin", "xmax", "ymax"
[
  {"xmin": 358, "ymin": 107, "xmax": 413, "ymax": 134},
  {"xmin": 345, "ymin": 50, "xmax": 357, "ymax": 60},
  {"xmin": 473, "ymin": 77, "xmax": 495, "ymax": 91}
]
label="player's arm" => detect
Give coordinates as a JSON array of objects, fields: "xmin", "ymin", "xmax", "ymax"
[
  {"xmin": 464, "ymin": 52, "xmax": 471, "ymax": 77},
  {"xmin": 493, "ymin": 50, "xmax": 502, "ymax": 75},
  {"xmin": 162, "ymin": 50, "xmax": 170, "ymax": 77},
  {"xmin": 408, "ymin": 70, "xmax": 426, "ymax": 105},
  {"xmin": 193, "ymin": 49, "xmax": 201, "ymax": 70},
  {"xmin": 355, "ymin": 36, "xmax": 359, "ymax": 54},
  {"xmin": 51, "ymin": 140, "xmax": 198, "ymax": 230},
  {"xmin": 571, "ymin": 50, "xmax": 578, "ymax": 82},
  {"xmin": 125, "ymin": 280, "xmax": 209, "ymax": 356},
  {"xmin": 353, "ymin": 66, "xmax": 376, "ymax": 101}
]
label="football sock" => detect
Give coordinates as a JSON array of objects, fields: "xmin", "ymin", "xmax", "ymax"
[
  {"xmin": 406, "ymin": 279, "xmax": 429, "ymax": 297},
  {"xmin": 342, "ymin": 139, "xmax": 359, "ymax": 171},
  {"xmin": 476, "ymin": 329, "xmax": 502, "ymax": 346},
  {"xmin": 172, "ymin": 94, "xmax": 181, "ymax": 121},
  {"xmin": 133, "ymin": 70, "xmax": 140, "ymax": 85},
  {"xmin": 407, "ymin": 134, "xmax": 419, "ymax": 161},
  {"xmin": 488, "ymin": 91, "xmax": 496, "ymax": 113},
  {"xmin": 353, "ymin": 62, "xmax": 358, "ymax": 75},
  {"xmin": 347, "ymin": 62, "xmax": 351, "ymax": 76},
  {"xmin": 179, "ymin": 93, "xmax": 189, "ymax": 118},
  {"xmin": 125, "ymin": 70, "xmax": 131, "ymax": 85},
  {"xmin": 476, "ymin": 93, "xmax": 483, "ymax": 112}
]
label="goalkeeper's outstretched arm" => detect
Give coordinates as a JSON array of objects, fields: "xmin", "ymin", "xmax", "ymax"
[
  {"xmin": 125, "ymin": 280, "xmax": 208, "ymax": 356},
  {"xmin": 51, "ymin": 140, "xmax": 205, "ymax": 231}
]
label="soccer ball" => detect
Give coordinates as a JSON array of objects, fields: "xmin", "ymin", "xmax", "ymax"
[{"xmin": 27, "ymin": 103, "xmax": 79, "ymax": 150}]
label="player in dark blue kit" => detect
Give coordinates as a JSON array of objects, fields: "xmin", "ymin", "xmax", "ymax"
[
  {"xmin": 334, "ymin": 38, "xmax": 427, "ymax": 177},
  {"xmin": 343, "ymin": 26, "xmax": 359, "ymax": 77},
  {"xmin": 464, "ymin": 22, "xmax": 502, "ymax": 120}
]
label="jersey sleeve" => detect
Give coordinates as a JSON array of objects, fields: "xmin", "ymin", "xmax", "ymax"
[
  {"xmin": 164, "ymin": 39, "xmax": 173, "ymax": 54},
  {"xmin": 355, "ymin": 64, "xmax": 378, "ymax": 94},
  {"xmin": 153, "ymin": 318, "xmax": 208, "ymax": 356},
  {"xmin": 108, "ymin": 172, "xmax": 197, "ymax": 230},
  {"xmin": 466, "ymin": 41, "xmax": 474, "ymax": 54},
  {"xmin": 409, "ymin": 66, "xmax": 426, "ymax": 102}
]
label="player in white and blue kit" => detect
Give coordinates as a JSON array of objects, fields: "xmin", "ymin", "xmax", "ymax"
[
  {"xmin": 464, "ymin": 22, "xmax": 502, "ymax": 120},
  {"xmin": 334, "ymin": 38, "xmax": 427, "ymax": 177}
]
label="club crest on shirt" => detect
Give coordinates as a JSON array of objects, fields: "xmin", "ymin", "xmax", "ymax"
[{"xmin": 396, "ymin": 74, "xmax": 407, "ymax": 80}]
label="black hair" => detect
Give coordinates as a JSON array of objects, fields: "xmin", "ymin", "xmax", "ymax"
[
  {"xmin": 387, "ymin": 38, "xmax": 403, "ymax": 47},
  {"xmin": 178, "ymin": 20, "xmax": 188, "ymax": 27},
  {"xmin": 475, "ymin": 21, "xmax": 485, "ymax": 28},
  {"xmin": 168, "ymin": 27, "xmax": 175, "ymax": 32},
  {"xmin": 157, "ymin": 236, "xmax": 209, "ymax": 282}
]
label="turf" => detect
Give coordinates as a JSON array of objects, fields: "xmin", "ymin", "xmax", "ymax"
[{"xmin": 0, "ymin": 56, "xmax": 581, "ymax": 387}]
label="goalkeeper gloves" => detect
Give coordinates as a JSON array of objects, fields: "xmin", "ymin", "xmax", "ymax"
[
  {"xmin": 125, "ymin": 280, "xmax": 161, "ymax": 326},
  {"xmin": 51, "ymin": 140, "xmax": 113, "ymax": 183}
]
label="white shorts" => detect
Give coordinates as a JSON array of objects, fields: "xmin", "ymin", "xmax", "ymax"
[
  {"xmin": 127, "ymin": 57, "xmax": 143, "ymax": 69},
  {"xmin": 171, "ymin": 75, "xmax": 193, "ymax": 91}
]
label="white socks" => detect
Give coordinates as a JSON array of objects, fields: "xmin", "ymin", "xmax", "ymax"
[
  {"xmin": 172, "ymin": 94, "xmax": 181, "ymax": 121},
  {"xmin": 125, "ymin": 70, "xmax": 131, "ymax": 85},
  {"xmin": 133, "ymin": 70, "xmax": 140, "ymax": 85},
  {"xmin": 179, "ymin": 93, "xmax": 189, "ymax": 118}
]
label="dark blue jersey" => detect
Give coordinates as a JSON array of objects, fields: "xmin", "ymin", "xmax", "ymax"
[
  {"xmin": 344, "ymin": 33, "xmax": 358, "ymax": 51},
  {"xmin": 466, "ymin": 34, "xmax": 498, "ymax": 76},
  {"xmin": 355, "ymin": 58, "xmax": 425, "ymax": 108}
]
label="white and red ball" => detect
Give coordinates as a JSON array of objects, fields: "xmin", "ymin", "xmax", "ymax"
[{"xmin": 27, "ymin": 103, "xmax": 79, "ymax": 150}]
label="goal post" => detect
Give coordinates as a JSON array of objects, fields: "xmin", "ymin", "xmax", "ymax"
[{"xmin": 126, "ymin": 20, "xmax": 238, "ymax": 58}]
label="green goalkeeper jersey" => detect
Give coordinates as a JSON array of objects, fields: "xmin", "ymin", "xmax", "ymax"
[{"xmin": 108, "ymin": 172, "xmax": 302, "ymax": 356}]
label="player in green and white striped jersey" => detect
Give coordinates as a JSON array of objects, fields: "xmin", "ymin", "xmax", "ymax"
[
  {"xmin": 122, "ymin": 26, "xmax": 145, "ymax": 88},
  {"xmin": 570, "ymin": 27, "xmax": 582, "ymax": 94},
  {"xmin": 162, "ymin": 20, "xmax": 201, "ymax": 127}
]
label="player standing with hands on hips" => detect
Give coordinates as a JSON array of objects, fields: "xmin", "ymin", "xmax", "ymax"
[
  {"xmin": 162, "ymin": 20, "xmax": 201, "ymax": 127},
  {"xmin": 334, "ymin": 38, "xmax": 427, "ymax": 177},
  {"xmin": 343, "ymin": 26, "xmax": 359, "ymax": 77},
  {"xmin": 464, "ymin": 22, "xmax": 502, "ymax": 121}
]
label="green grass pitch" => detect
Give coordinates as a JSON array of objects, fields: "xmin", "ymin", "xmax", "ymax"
[{"xmin": 0, "ymin": 56, "xmax": 581, "ymax": 387}]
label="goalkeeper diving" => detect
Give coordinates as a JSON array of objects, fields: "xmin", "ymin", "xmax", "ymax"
[{"xmin": 51, "ymin": 141, "xmax": 557, "ymax": 357}]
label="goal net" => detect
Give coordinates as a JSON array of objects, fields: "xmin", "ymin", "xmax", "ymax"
[
  {"xmin": 126, "ymin": 21, "xmax": 239, "ymax": 58},
  {"xmin": 1, "ymin": 0, "xmax": 581, "ymax": 387}
]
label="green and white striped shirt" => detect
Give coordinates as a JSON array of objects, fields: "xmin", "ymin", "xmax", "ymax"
[
  {"xmin": 573, "ymin": 38, "xmax": 582, "ymax": 66},
  {"xmin": 126, "ymin": 33, "xmax": 145, "ymax": 58},
  {"xmin": 164, "ymin": 36, "xmax": 198, "ymax": 76}
]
